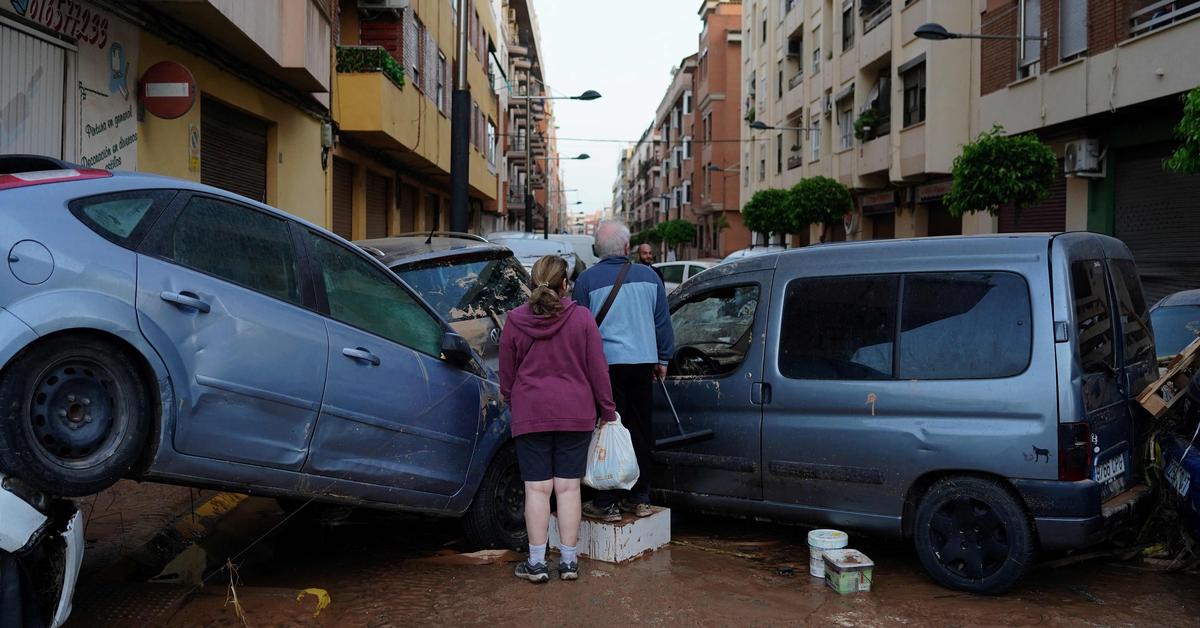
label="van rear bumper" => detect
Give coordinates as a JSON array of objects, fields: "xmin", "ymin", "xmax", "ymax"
[{"xmin": 1010, "ymin": 479, "xmax": 1150, "ymax": 551}]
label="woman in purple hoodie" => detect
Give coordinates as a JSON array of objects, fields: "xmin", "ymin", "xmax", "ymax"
[{"xmin": 500, "ymin": 255, "xmax": 617, "ymax": 583}]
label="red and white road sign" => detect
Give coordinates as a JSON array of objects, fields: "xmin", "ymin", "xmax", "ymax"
[{"xmin": 138, "ymin": 62, "xmax": 197, "ymax": 120}]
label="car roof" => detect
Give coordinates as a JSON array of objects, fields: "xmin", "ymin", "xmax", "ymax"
[
  {"xmin": 355, "ymin": 235, "xmax": 514, "ymax": 268},
  {"xmin": 1154, "ymin": 288, "xmax": 1200, "ymax": 309},
  {"xmin": 489, "ymin": 236, "xmax": 572, "ymax": 254}
]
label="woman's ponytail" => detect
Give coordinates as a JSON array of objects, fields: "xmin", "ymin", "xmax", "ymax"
[{"xmin": 529, "ymin": 255, "xmax": 568, "ymax": 317}]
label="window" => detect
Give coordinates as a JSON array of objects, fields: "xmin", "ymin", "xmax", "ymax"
[
  {"xmin": 486, "ymin": 119, "xmax": 497, "ymax": 165},
  {"xmin": 670, "ymin": 285, "xmax": 761, "ymax": 377},
  {"xmin": 898, "ymin": 273, "xmax": 1032, "ymax": 379},
  {"xmin": 683, "ymin": 90, "xmax": 693, "ymax": 115},
  {"xmin": 1019, "ymin": 0, "xmax": 1041, "ymax": 78},
  {"xmin": 682, "ymin": 180, "xmax": 692, "ymax": 205},
  {"xmin": 1110, "ymin": 259, "xmax": 1155, "ymax": 364},
  {"xmin": 1071, "ymin": 260, "xmax": 1114, "ymax": 374},
  {"xmin": 392, "ymin": 255, "xmax": 528, "ymax": 326},
  {"xmin": 812, "ymin": 26, "xmax": 821, "ymax": 74},
  {"xmin": 902, "ymin": 62, "xmax": 926, "ymax": 127},
  {"xmin": 778, "ymin": 61, "xmax": 784, "ymax": 99},
  {"xmin": 759, "ymin": 157, "xmax": 766, "ymax": 181},
  {"xmin": 810, "ymin": 115, "xmax": 821, "ymax": 160},
  {"xmin": 842, "ymin": 1, "xmax": 855, "ymax": 52},
  {"xmin": 762, "ymin": 13, "xmax": 767, "ymax": 43},
  {"xmin": 436, "ymin": 52, "xmax": 447, "ymax": 113},
  {"xmin": 307, "ymin": 232, "xmax": 443, "ymax": 357},
  {"xmin": 779, "ymin": 276, "xmax": 898, "ymax": 380},
  {"xmin": 412, "ymin": 17, "xmax": 426, "ymax": 91},
  {"xmin": 683, "ymin": 137, "xmax": 692, "ymax": 160},
  {"xmin": 661, "ymin": 264, "xmax": 685, "ymax": 284},
  {"xmin": 838, "ymin": 103, "xmax": 853, "ymax": 150},
  {"xmin": 776, "ymin": 133, "xmax": 783, "ymax": 173},
  {"xmin": 1060, "ymin": 0, "xmax": 1087, "ymax": 60},
  {"xmin": 70, "ymin": 190, "xmax": 175, "ymax": 247},
  {"xmin": 155, "ymin": 196, "xmax": 301, "ymax": 305}
]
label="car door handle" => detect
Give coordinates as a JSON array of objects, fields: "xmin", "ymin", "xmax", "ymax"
[
  {"xmin": 342, "ymin": 347, "xmax": 381, "ymax": 366},
  {"xmin": 160, "ymin": 291, "xmax": 211, "ymax": 313},
  {"xmin": 751, "ymin": 382, "xmax": 771, "ymax": 405}
]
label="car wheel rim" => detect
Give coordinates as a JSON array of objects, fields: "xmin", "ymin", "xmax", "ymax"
[
  {"xmin": 927, "ymin": 495, "xmax": 1009, "ymax": 580},
  {"xmin": 494, "ymin": 460, "xmax": 526, "ymax": 541},
  {"xmin": 28, "ymin": 357, "xmax": 128, "ymax": 469}
]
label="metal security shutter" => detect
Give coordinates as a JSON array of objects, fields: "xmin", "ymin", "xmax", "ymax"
[
  {"xmin": 331, "ymin": 157, "xmax": 354, "ymax": 239},
  {"xmin": 365, "ymin": 171, "xmax": 389, "ymax": 238},
  {"xmin": 1000, "ymin": 162, "xmax": 1066, "ymax": 233},
  {"xmin": 201, "ymin": 96, "xmax": 268, "ymax": 202},
  {"xmin": 1115, "ymin": 142, "xmax": 1200, "ymax": 304},
  {"xmin": 399, "ymin": 183, "xmax": 417, "ymax": 232},
  {"xmin": 871, "ymin": 213, "xmax": 895, "ymax": 239},
  {"xmin": 0, "ymin": 21, "xmax": 68, "ymax": 157},
  {"xmin": 926, "ymin": 200, "xmax": 962, "ymax": 236}
]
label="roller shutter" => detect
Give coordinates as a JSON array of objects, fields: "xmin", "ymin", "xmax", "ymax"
[
  {"xmin": 999, "ymin": 162, "xmax": 1066, "ymax": 233},
  {"xmin": 331, "ymin": 157, "xmax": 353, "ymax": 239},
  {"xmin": 0, "ymin": 20, "xmax": 68, "ymax": 157},
  {"xmin": 365, "ymin": 171, "xmax": 389, "ymax": 238},
  {"xmin": 201, "ymin": 96, "xmax": 268, "ymax": 202},
  {"xmin": 1115, "ymin": 142, "xmax": 1200, "ymax": 304}
]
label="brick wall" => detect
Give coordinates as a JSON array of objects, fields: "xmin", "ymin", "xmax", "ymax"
[
  {"xmin": 981, "ymin": 1, "xmax": 1018, "ymax": 96},
  {"xmin": 1088, "ymin": 0, "xmax": 1133, "ymax": 55},
  {"xmin": 1042, "ymin": 0, "xmax": 1059, "ymax": 71},
  {"xmin": 359, "ymin": 16, "xmax": 404, "ymax": 63}
]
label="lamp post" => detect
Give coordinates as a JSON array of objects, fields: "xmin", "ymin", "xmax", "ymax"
[
  {"xmin": 913, "ymin": 22, "xmax": 1047, "ymax": 42},
  {"xmin": 519, "ymin": 88, "xmax": 600, "ymax": 235},
  {"xmin": 533, "ymin": 154, "xmax": 589, "ymax": 237}
]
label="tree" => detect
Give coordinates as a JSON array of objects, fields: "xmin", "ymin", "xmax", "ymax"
[
  {"xmin": 742, "ymin": 188, "xmax": 792, "ymax": 243},
  {"xmin": 1166, "ymin": 87, "xmax": 1200, "ymax": 174},
  {"xmin": 944, "ymin": 124, "xmax": 1057, "ymax": 217},
  {"xmin": 789, "ymin": 176, "xmax": 852, "ymax": 240},
  {"xmin": 657, "ymin": 219, "xmax": 697, "ymax": 256}
]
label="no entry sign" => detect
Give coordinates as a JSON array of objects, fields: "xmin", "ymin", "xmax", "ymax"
[{"xmin": 139, "ymin": 62, "xmax": 197, "ymax": 119}]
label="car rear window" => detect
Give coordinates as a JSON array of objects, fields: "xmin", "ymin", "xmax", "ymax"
[
  {"xmin": 393, "ymin": 254, "xmax": 529, "ymax": 323},
  {"xmin": 69, "ymin": 190, "xmax": 176, "ymax": 248},
  {"xmin": 1151, "ymin": 305, "xmax": 1200, "ymax": 358},
  {"xmin": 1071, "ymin": 260, "xmax": 1115, "ymax": 375}
]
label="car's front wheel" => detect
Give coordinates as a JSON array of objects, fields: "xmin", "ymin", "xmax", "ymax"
[
  {"xmin": 0, "ymin": 336, "xmax": 150, "ymax": 497},
  {"xmin": 463, "ymin": 443, "xmax": 527, "ymax": 550},
  {"xmin": 913, "ymin": 476, "xmax": 1035, "ymax": 595}
]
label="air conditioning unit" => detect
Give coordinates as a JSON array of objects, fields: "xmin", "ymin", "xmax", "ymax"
[
  {"xmin": 1064, "ymin": 139, "xmax": 1104, "ymax": 177},
  {"xmin": 358, "ymin": 0, "xmax": 409, "ymax": 11},
  {"xmin": 822, "ymin": 95, "xmax": 833, "ymax": 117}
]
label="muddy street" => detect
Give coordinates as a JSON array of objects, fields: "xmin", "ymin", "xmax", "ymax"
[{"xmin": 66, "ymin": 492, "xmax": 1200, "ymax": 627}]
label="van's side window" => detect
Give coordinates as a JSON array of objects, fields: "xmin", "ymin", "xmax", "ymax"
[
  {"xmin": 779, "ymin": 276, "xmax": 898, "ymax": 380},
  {"xmin": 669, "ymin": 285, "xmax": 760, "ymax": 377},
  {"xmin": 898, "ymin": 272, "xmax": 1032, "ymax": 379},
  {"xmin": 1071, "ymin": 260, "xmax": 1115, "ymax": 374},
  {"xmin": 1110, "ymin": 259, "xmax": 1155, "ymax": 364}
]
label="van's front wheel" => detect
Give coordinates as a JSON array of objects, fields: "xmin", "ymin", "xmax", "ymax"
[
  {"xmin": 913, "ymin": 476, "xmax": 1035, "ymax": 595},
  {"xmin": 463, "ymin": 443, "xmax": 527, "ymax": 550}
]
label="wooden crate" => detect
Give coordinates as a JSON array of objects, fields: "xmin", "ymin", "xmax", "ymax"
[{"xmin": 1138, "ymin": 337, "xmax": 1200, "ymax": 418}]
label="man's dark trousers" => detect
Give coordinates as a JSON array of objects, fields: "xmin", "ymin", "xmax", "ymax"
[{"xmin": 593, "ymin": 363, "xmax": 654, "ymax": 508}]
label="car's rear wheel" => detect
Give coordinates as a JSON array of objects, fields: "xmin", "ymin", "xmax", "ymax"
[
  {"xmin": 463, "ymin": 443, "xmax": 526, "ymax": 550},
  {"xmin": 0, "ymin": 337, "xmax": 150, "ymax": 497},
  {"xmin": 913, "ymin": 476, "xmax": 1035, "ymax": 595}
]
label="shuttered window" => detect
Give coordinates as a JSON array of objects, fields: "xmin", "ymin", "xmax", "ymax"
[
  {"xmin": 365, "ymin": 170, "xmax": 389, "ymax": 239},
  {"xmin": 1060, "ymin": 0, "xmax": 1087, "ymax": 60},
  {"xmin": 0, "ymin": 22, "xmax": 67, "ymax": 157},
  {"xmin": 999, "ymin": 163, "xmax": 1066, "ymax": 233},
  {"xmin": 331, "ymin": 157, "xmax": 353, "ymax": 239},
  {"xmin": 200, "ymin": 97, "xmax": 268, "ymax": 203}
]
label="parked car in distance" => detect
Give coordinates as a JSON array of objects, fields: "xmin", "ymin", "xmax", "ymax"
[
  {"xmin": 487, "ymin": 234, "xmax": 579, "ymax": 279},
  {"xmin": 721, "ymin": 245, "xmax": 787, "ymax": 264},
  {"xmin": 357, "ymin": 234, "xmax": 529, "ymax": 369},
  {"xmin": 1149, "ymin": 288, "xmax": 1200, "ymax": 365},
  {"xmin": 0, "ymin": 167, "xmax": 527, "ymax": 550},
  {"xmin": 488, "ymin": 231, "xmax": 598, "ymax": 269},
  {"xmin": 654, "ymin": 260, "xmax": 717, "ymax": 292},
  {"xmin": 653, "ymin": 234, "xmax": 1156, "ymax": 594}
]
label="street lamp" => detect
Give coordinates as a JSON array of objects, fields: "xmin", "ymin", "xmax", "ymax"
[
  {"xmin": 914, "ymin": 21, "xmax": 1046, "ymax": 41},
  {"xmin": 533, "ymin": 156, "xmax": 589, "ymax": 238},
  {"xmin": 518, "ymin": 87, "xmax": 601, "ymax": 234},
  {"xmin": 749, "ymin": 120, "xmax": 818, "ymax": 133}
]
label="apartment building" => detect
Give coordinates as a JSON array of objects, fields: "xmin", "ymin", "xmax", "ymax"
[
  {"xmin": 612, "ymin": 147, "xmax": 632, "ymax": 223},
  {"xmin": 740, "ymin": 0, "xmax": 977, "ymax": 244},
  {"xmin": 654, "ymin": 54, "xmax": 699, "ymax": 256},
  {"xmin": 626, "ymin": 127, "xmax": 664, "ymax": 235},
  {"xmin": 978, "ymin": 0, "xmax": 1200, "ymax": 301},
  {"xmin": 1, "ymin": 0, "xmax": 332, "ymax": 226}
]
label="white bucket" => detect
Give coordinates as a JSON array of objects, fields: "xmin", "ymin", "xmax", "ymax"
[{"xmin": 808, "ymin": 529, "xmax": 848, "ymax": 578}]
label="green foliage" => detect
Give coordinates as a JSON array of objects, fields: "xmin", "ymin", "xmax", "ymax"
[
  {"xmin": 712, "ymin": 212, "xmax": 731, "ymax": 233},
  {"xmin": 789, "ymin": 176, "xmax": 852, "ymax": 228},
  {"xmin": 741, "ymin": 188, "xmax": 792, "ymax": 238},
  {"xmin": 1166, "ymin": 87, "xmax": 1200, "ymax": 174},
  {"xmin": 336, "ymin": 46, "xmax": 406, "ymax": 89},
  {"xmin": 631, "ymin": 228, "xmax": 662, "ymax": 247},
  {"xmin": 853, "ymin": 108, "xmax": 881, "ymax": 142},
  {"xmin": 636, "ymin": 160, "xmax": 653, "ymax": 182},
  {"xmin": 657, "ymin": 219, "xmax": 697, "ymax": 248},
  {"xmin": 745, "ymin": 108, "xmax": 756, "ymax": 123},
  {"xmin": 945, "ymin": 125, "xmax": 1057, "ymax": 217}
]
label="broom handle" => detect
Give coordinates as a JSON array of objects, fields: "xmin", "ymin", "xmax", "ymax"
[{"xmin": 658, "ymin": 375, "xmax": 686, "ymax": 433}]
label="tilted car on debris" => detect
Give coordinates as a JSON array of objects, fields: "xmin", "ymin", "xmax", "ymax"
[
  {"xmin": 653, "ymin": 234, "xmax": 1156, "ymax": 593},
  {"xmin": 0, "ymin": 168, "xmax": 530, "ymax": 555}
]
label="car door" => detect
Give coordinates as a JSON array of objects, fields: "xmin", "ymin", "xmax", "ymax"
[
  {"xmin": 302, "ymin": 231, "xmax": 482, "ymax": 496},
  {"xmin": 653, "ymin": 271, "xmax": 771, "ymax": 500},
  {"xmin": 135, "ymin": 193, "xmax": 328, "ymax": 470}
]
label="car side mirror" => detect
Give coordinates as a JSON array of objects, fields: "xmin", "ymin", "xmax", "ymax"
[{"xmin": 441, "ymin": 332, "xmax": 474, "ymax": 368}]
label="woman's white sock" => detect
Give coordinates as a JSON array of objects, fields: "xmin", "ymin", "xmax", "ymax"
[
  {"xmin": 529, "ymin": 543, "xmax": 547, "ymax": 565},
  {"xmin": 559, "ymin": 544, "xmax": 578, "ymax": 564}
]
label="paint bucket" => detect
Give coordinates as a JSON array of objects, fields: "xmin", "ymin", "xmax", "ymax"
[
  {"xmin": 807, "ymin": 529, "xmax": 848, "ymax": 577},
  {"xmin": 823, "ymin": 549, "xmax": 875, "ymax": 594}
]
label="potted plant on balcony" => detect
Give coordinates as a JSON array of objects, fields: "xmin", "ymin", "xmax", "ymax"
[
  {"xmin": 945, "ymin": 124, "xmax": 1056, "ymax": 225},
  {"xmin": 1167, "ymin": 87, "xmax": 1200, "ymax": 174},
  {"xmin": 853, "ymin": 107, "xmax": 881, "ymax": 142},
  {"xmin": 788, "ymin": 176, "xmax": 852, "ymax": 243}
]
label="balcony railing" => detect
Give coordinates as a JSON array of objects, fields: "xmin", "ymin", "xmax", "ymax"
[
  {"xmin": 1130, "ymin": 0, "xmax": 1200, "ymax": 36},
  {"xmin": 861, "ymin": 0, "xmax": 892, "ymax": 35},
  {"xmin": 788, "ymin": 72, "xmax": 805, "ymax": 90},
  {"xmin": 787, "ymin": 155, "xmax": 804, "ymax": 170}
]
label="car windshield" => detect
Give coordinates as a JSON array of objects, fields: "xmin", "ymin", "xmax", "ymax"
[
  {"xmin": 1150, "ymin": 304, "xmax": 1200, "ymax": 358},
  {"xmin": 393, "ymin": 254, "xmax": 529, "ymax": 323}
]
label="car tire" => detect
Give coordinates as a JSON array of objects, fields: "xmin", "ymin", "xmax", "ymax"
[
  {"xmin": 913, "ymin": 476, "xmax": 1035, "ymax": 595},
  {"xmin": 0, "ymin": 337, "xmax": 150, "ymax": 497},
  {"xmin": 463, "ymin": 443, "xmax": 527, "ymax": 550}
]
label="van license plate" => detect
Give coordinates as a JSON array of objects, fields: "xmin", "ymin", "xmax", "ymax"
[
  {"xmin": 1095, "ymin": 453, "xmax": 1128, "ymax": 499},
  {"xmin": 1166, "ymin": 460, "xmax": 1191, "ymax": 498}
]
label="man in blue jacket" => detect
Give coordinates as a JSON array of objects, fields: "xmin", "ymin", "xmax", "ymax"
[{"xmin": 574, "ymin": 220, "xmax": 675, "ymax": 521}]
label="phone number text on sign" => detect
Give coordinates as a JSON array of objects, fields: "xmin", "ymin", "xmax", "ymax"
[{"xmin": 22, "ymin": 0, "xmax": 109, "ymax": 48}]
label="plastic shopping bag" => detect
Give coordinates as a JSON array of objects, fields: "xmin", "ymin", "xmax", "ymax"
[{"xmin": 583, "ymin": 416, "xmax": 640, "ymax": 491}]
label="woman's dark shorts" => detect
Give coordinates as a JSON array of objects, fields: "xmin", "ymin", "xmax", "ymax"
[{"xmin": 515, "ymin": 430, "xmax": 592, "ymax": 482}]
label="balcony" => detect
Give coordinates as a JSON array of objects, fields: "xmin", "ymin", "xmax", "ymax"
[
  {"xmin": 1130, "ymin": 0, "xmax": 1200, "ymax": 37},
  {"xmin": 861, "ymin": 0, "xmax": 893, "ymax": 35},
  {"xmin": 147, "ymin": 0, "xmax": 330, "ymax": 92},
  {"xmin": 787, "ymin": 154, "xmax": 804, "ymax": 170},
  {"xmin": 899, "ymin": 123, "xmax": 925, "ymax": 178},
  {"xmin": 858, "ymin": 134, "xmax": 890, "ymax": 175}
]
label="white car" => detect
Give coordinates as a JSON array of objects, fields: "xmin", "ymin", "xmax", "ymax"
[
  {"xmin": 1, "ymin": 474, "xmax": 83, "ymax": 627},
  {"xmin": 654, "ymin": 260, "xmax": 718, "ymax": 292},
  {"xmin": 721, "ymin": 245, "xmax": 788, "ymax": 264},
  {"xmin": 487, "ymin": 232, "xmax": 597, "ymax": 269},
  {"xmin": 488, "ymin": 235, "xmax": 579, "ymax": 278}
]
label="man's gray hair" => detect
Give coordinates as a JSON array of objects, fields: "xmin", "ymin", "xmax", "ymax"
[{"xmin": 595, "ymin": 219, "xmax": 631, "ymax": 258}]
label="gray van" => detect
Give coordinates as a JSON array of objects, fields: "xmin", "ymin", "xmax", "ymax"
[{"xmin": 652, "ymin": 233, "xmax": 1156, "ymax": 594}]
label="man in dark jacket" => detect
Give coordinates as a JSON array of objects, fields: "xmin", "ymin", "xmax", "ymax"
[
  {"xmin": 637, "ymin": 243, "xmax": 664, "ymax": 281},
  {"xmin": 574, "ymin": 220, "xmax": 674, "ymax": 520}
]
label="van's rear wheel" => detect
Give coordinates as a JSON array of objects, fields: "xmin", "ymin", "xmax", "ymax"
[
  {"xmin": 0, "ymin": 337, "xmax": 150, "ymax": 497},
  {"xmin": 913, "ymin": 476, "xmax": 1035, "ymax": 595},
  {"xmin": 463, "ymin": 443, "xmax": 526, "ymax": 550}
]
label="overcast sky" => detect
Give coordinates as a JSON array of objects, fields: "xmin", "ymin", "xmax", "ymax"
[{"xmin": 534, "ymin": 1, "xmax": 703, "ymax": 220}]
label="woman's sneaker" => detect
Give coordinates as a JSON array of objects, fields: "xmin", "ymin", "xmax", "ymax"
[
  {"xmin": 582, "ymin": 501, "xmax": 621, "ymax": 522},
  {"xmin": 559, "ymin": 561, "xmax": 579, "ymax": 581},
  {"xmin": 514, "ymin": 560, "xmax": 550, "ymax": 583}
]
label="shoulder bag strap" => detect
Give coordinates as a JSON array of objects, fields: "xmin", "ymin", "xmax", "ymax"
[{"xmin": 594, "ymin": 262, "xmax": 632, "ymax": 327}]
